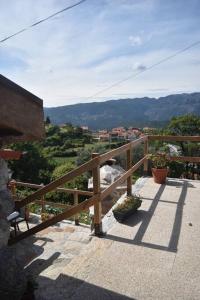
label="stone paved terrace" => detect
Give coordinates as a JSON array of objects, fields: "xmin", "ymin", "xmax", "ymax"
[{"xmin": 15, "ymin": 177, "xmax": 200, "ymax": 299}]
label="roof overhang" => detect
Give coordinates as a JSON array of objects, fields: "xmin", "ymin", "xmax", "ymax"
[{"xmin": 0, "ymin": 74, "xmax": 45, "ymax": 142}]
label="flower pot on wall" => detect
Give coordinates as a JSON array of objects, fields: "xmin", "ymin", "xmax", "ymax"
[
  {"xmin": 0, "ymin": 149, "xmax": 22, "ymax": 160},
  {"xmin": 152, "ymin": 168, "xmax": 168, "ymax": 184}
]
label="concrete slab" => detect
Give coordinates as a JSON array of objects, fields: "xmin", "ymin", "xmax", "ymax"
[{"xmin": 14, "ymin": 178, "xmax": 200, "ymax": 300}]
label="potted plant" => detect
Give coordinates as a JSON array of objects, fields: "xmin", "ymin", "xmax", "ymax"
[
  {"xmin": 113, "ymin": 195, "xmax": 142, "ymax": 222},
  {"xmin": 41, "ymin": 212, "xmax": 51, "ymax": 222},
  {"xmin": 148, "ymin": 153, "xmax": 169, "ymax": 184}
]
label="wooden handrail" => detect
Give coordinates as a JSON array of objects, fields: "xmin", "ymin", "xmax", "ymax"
[
  {"xmin": 9, "ymin": 134, "xmax": 200, "ymax": 243},
  {"xmin": 34, "ymin": 200, "xmax": 72, "ymax": 209},
  {"xmin": 16, "ymin": 137, "xmax": 147, "ymax": 209},
  {"xmin": 148, "ymin": 135, "xmax": 200, "ymax": 142},
  {"xmin": 15, "ymin": 181, "xmax": 93, "ymax": 196},
  {"xmin": 167, "ymin": 156, "xmax": 200, "ymax": 163},
  {"xmin": 100, "ymin": 156, "xmax": 147, "ymax": 200},
  {"xmin": 9, "ymin": 194, "xmax": 98, "ymax": 244},
  {"xmin": 99, "ymin": 136, "xmax": 147, "ymax": 164},
  {"xmin": 17, "ymin": 157, "xmax": 99, "ymax": 208}
]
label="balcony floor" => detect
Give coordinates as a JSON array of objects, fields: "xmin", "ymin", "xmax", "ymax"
[{"xmin": 17, "ymin": 177, "xmax": 200, "ymax": 300}]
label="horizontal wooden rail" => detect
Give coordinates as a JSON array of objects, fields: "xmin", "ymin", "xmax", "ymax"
[
  {"xmin": 99, "ymin": 136, "xmax": 147, "ymax": 164},
  {"xmin": 56, "ymin": 187, "xmax": 93, "ymax": 196},
  {"xmin": 15, "ymin": 182, "xmax": 43, "ymax": 189},
  {"xmin": 17, "ymin": 157, "xmax": 99, "ymax": 208},
  {"xmin": 34, "ymin": 200, "xmax": 72, "ymax": 209},
  {"xmin": 100, "ymin": 156, "xmax": 147, "ymax": 200},
  {"xmin": 148, "ymin": 135, "xmax": 200, "ymax": 142},
  {"xmin": 9, "ymin": 194, "xmax": 98, "ymax": 244},
  {"xmin": 167, "ymin": 156, "xmax": 200, "ymax": 163},
  {"xmin": 15, "ymin": 181, "xmax": 93, "ymax": 196}
]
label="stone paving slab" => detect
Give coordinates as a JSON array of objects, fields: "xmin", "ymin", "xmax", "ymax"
[{"xmin": 13, "ymin": 217, "xmax": 93, "ymax": 298}]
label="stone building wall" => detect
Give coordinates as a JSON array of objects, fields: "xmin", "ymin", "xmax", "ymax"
[{"xmin": 0, "ymin": 158, "xmax": 26, "ymax": 300}]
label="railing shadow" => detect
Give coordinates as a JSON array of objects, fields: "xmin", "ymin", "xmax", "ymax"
[
  {"xmin": 105, "ymin": 179, "xmax": 189, "ymax": 253},
  {"xmin": 36, "ymin": 273, "xmax": 136, "ymax": 300}
]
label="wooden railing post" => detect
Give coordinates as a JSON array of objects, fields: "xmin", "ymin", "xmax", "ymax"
[
  {"xmin": 92, "ymin": 153, "xmax": 103, "ymax": 236},
  {"xmin": 9, "ymin": 180, "xmax": 16, "ymax": 198},
  {"xmin": 41, "ymin": 184, "xmax": 45, "ymax": 214},
  {"xmin": 74, "ymin": 189, "xmax": 79, "ymax": 225},
  {"xmin": 143, "ymin": 138, "xmax": 149, "ymax": 175},
  {"xmin": 126, "ymin": 145, "xmax": 132, "ymax": 196}
]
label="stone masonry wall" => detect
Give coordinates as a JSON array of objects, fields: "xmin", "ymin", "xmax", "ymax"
[{"xmin": 0, "ymin": 158, "xmax": 26, "ymax": 299}]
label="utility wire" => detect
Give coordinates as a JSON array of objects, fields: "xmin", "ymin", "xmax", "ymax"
[
  {"xmin": 0, "ymin": 0, "xmax": 87, "ymax": 44},
  {"xmin": 86, "ymin": 39, "xmax": 200, "ymax": 100}
]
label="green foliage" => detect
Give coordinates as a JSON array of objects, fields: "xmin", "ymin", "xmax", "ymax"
[
  {"xmin": 47, "ymin": 162, "xmax": 89, "ymax": 204},
  {"xmin": 8, "ymin": 142, "xmax": 55, "ymax": 184},
  {"xmin": 113, "ymin": 195, "xmax": 142, "ymax": 213},
  {"xmin": 51, "ymin": 161, "xmax": 74, "ymax": 179},
  {"xmin": 165, "ymin": 114, "xmax": 200, "ymax": 136},
  {"xmin": 45, "ymin": 206, "xmax": 62, "ymax": 215},
  {"xmin": 168, "ymin": 161, "xmax": 185, "ymax": 178},
  {"xmin": 76, "ymin": 143, "xmax": 109, "ymax": 165},
  {"xmin": 42, "ymin": 124, "xmax": 92, "ymax": 159},
  {"xmin": 155, "ymin": 114, "xmax": 200, "ymax": 178},
  {"xmin": 164, "ymin": 114, "xmax": 200, "ymax": 157},
  {"xmin": 148, "ymin": 153, "xmax": 169, "ymax": 169},
  {"xmin": 52, "ymin": 162, "xmax": 88, "ymax": 191},
  {"xmin": 46, "ymin": 124, "xmax": 60, "ymax": 137}
]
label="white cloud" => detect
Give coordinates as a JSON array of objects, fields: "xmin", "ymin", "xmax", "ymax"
[{"xmin": 129, "ymin": 35, "xmax": 142, "ymax": 46}]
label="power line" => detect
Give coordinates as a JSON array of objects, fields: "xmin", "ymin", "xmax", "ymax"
[
  {"xmin": 0, "ymin": 0, "xmax": 87, "ymax": 44},
  {"xmin": 86, "ymin": 39, "xmax": 200, "ymax": 100}
]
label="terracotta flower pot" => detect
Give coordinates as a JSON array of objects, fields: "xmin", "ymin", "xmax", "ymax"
[
  {"xmin": 152, "ymin": 168, "xmax": 168, "ymax": 184},
  {"xmin": 0, "ymin": 149, "xmax": 22, "ymax": 160}
]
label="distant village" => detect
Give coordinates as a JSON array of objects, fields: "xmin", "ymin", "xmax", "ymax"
[{"xmin": 80, "ymin": 126, "xmax": 154, "ymax": 142}]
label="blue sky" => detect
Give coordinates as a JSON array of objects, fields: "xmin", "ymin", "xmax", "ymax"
[{"xmin": 0, "ymin": 0, "xmax": 200, "ymax": 107}]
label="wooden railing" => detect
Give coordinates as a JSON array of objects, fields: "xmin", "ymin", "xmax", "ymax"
[
  {"xmin": 148, "ymin": 135, "xmax": 200, "ymax": 163},
  {"xmin": 9, "ymin": 134, "xmax": 200, "ymax": 244},
  {"xmin": 10, "ymin": 181, "xmax": 93, "ymax": 225}
]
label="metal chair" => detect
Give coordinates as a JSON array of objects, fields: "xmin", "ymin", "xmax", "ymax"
[{"xmin": 7, "ymin": 208, "xmax": 29, "ymax": 236}]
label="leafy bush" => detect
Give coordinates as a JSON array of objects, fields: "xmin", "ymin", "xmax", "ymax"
[{"xmin": 8, "ymin": 142, "xmax": 55, "ymax": 184}]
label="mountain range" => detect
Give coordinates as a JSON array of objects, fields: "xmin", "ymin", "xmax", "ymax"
[{"xmin": 44, "ymin": 92, "xmax": 200, "ymax": 129}]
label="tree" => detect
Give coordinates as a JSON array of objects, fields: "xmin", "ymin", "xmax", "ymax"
[
  {"xmin": 45, "ymin": 116, "xmax": 51, "ymax": 125},
  {"xmin": 164, "ymin": 114, "xmax": 200, "ymax": 179},
  {"xmin": 51, "ymin": 162, "xmax": 88, "ymax": 204},
  {"xmin": 8, "ymin": 142, "xmax": 55, "ymax": 184},
  {"xmin": 166, "ymin": 114, "xmax": 200, "ymax": 136},
  {"xmin": 165, "ymin": 114, "xmax": 200, "ymax": 156}
]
